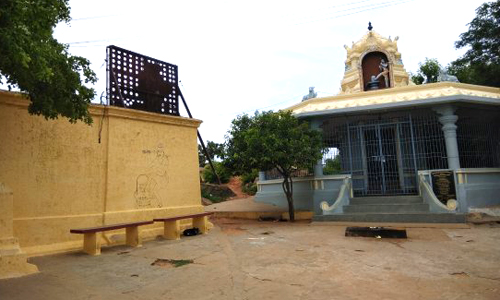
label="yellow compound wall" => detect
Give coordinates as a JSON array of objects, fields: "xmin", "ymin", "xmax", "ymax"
[{"xmin": 0, "ymin": 91, "xmax": 203, "ymax": 256}]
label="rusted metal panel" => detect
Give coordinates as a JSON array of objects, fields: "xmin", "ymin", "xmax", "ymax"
[{"xmin": 106, "ymin": 45, "xmax": 179, "ymax": 116}]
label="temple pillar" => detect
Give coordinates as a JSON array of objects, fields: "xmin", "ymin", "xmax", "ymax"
[
  {"xmin": 314, "ymin": 161, "xmax": 323, "ymax": 177},
  {"xmin": 0, "ymin": 183, "xmax": 39, "ymax": 279},
  {"xmin": 310, "ymin": 119, "xmax": 324, "ymax": 177},
  {"xmin": 433, "ymin": 105, "xmax": 460, "ymax": 170}
]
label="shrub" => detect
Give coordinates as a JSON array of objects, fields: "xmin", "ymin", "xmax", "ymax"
[
  {"xmin": 242, "ymin": 182, "xmax": 257, "ymax": 195},
  {"xmin": 323, "ymin": 157, "xmax": 341, "ymax": 175},
  {"xmin": 202, "ymin": 162, "xmax": 231, "ymax": 184},
  {"xmin": 241, "ymin": 169, "xmax": 258, "ymax": 184}
]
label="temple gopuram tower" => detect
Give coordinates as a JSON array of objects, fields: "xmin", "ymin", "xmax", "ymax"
[{"xmin": 340, "ymin": 23, "xmax": 412, "ymax": 94}]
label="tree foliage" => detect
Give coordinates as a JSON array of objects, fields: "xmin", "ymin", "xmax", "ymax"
[
  {"xmin": 448, "ymin": 0, "xmax": 500, "ymax": 87},
  {"xmin": 198, "ymin": 141, "xmax": 225, "ymax": 167},
  {"xmin": 0, "ymin": 0, "xmax": 97, "ymax": 124},
  {"xmin": 224, "ymin": 111, "xmax": 324, "ymax": 221},
  {"xmin": 323, "ymin": 157, "xmax": 341, "ymax": 175},
  {"xmin": 410, "ymin": 58, "xmax": 441, "ymax": 85},
  {"xmin": 202, "ymin": 162, "xmax": 230, "ymax": 184}
]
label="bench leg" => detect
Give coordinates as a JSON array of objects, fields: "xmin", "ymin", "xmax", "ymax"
[
  {"xmin": 192, "ymin": 216, "xmax": 208, "ymax": 234},
  {"xmin": 83, "ymin": 233, "xmax": 100, "ymax": 256},
  {"xmin": 126, "ymin": 226, "xmax": 141, "ymax": 247},
  {"xmin": 163, "ymin": 220, "xmax": 180, "ymax": 240}
]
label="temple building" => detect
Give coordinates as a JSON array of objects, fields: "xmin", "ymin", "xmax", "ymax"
[{"xmin": 255, "ymin": 26, "xmax": 500, "ymax": 222}]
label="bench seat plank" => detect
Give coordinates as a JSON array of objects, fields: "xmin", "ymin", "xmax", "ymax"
[
  {"xmin": 70, "ymin": 220, "xmax": 154, "ymax": 255},
  {"xmin": 70, "ymin": 220, "xmax": 154, "ymax": 234},
  {"xmin": 153, "ymin": 212, "xmax": 213, "ymax": 222}
]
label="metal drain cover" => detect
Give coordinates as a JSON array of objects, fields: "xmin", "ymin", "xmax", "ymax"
[{"xmin": 345, "ymin": 227, "xmax": 407, "ymax": 238}]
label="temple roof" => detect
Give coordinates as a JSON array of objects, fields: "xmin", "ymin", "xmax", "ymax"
[{"xmin": 289, "ymin": 82, "xmax": 500, "ymax": 117}]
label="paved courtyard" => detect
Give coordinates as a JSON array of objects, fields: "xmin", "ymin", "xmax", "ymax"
[{"xmin": 1, "ymin": 218, "xmax": 499, "ymax": 300}]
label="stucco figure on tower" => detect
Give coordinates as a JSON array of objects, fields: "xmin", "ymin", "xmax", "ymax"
[{"xmin": 375, "ymin": 58, "xmax": 389, "ymax": 87}]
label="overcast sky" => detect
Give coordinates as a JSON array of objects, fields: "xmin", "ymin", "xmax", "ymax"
[{"xmin": 53, "ymin": 0, "xmax": 486, "ymax": 143}]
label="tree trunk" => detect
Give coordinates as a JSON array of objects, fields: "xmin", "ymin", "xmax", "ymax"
[{"xmin": 282, "ymin": 176, "xmax": 295, "ymax": 222}]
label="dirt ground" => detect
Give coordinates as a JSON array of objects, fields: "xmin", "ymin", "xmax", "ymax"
[
  {"xmin": 1, "ymin": 219, "xmax": 499, "ymax": 300},
  {"xmin": 226, "ymin": 176, "xmax": 251, "ymax": 200}
]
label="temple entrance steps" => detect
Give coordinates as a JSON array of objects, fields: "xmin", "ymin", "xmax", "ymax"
[
  {"xmin": 350, "ymin": 195, "xmax": 423, "ymax": 205},
  {"xmin": 345, "ymin": 196, "xmax": 428, "ymax": 213},
  {"xmin": 314, "ymin": 195, "xmax": 466, "ymax": 223}
]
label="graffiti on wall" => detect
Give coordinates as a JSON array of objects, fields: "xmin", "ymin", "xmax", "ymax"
[{"xmin": 134, "ymin": 143, "xmax": 169, "ymax": 208}]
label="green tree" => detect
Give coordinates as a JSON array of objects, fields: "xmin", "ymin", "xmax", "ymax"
[
  {"xmin": 410, "ymin": 58, "xmax": 441, "ymax": 84},
  {"xmin": 323, "ymin": 157, "xmax": 341, "ymax": 175},
  {"xmin": 225, "ymin": 111, "xmax": 324, "ymax": 221},
  {"xmin": 448, "ymin": 1, "xmax": 500, "ymax": 87},
  {"xmin": 202, "ymin": 162, "xmax": 230, "ymax": 184},
  {"xmin": 198, "ymin": 141, "xmax": 225, "ymax": 167},
  {"xmin": 0, "ymin": 0, "xmax": 97, "ymax": 124}
]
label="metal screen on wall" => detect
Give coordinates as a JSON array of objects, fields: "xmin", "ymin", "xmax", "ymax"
[
  {"xmin": 456, "ymin": 108, "xmax": 500, "ymax": 168},
  {"xmin": 106, "ymin": 45, "xmax": 179, "ymax": 116}
]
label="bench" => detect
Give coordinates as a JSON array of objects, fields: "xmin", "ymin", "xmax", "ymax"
[
  {"xmin": 70, "ymin": 220, "xmax": 153, "ymax": 255},
  {"xmin": 154, "ymin": 212, "xmax": 213, "ymax": 240}
]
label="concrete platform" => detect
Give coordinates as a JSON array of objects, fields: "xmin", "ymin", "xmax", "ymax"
[
  {"xmin": 1, "ymin": 219, "xmax": 499, "ymax": 300},
  {"xmin": 314, "ymin": 213, "xmax": 467, "ymax": 223},
  {"xmin": 205, "ymin": 197, "xmax": 295, "ymax": 220},
  {"xmin": 205, "ymin": 197, "xmax": 286, "ymax": 213}
]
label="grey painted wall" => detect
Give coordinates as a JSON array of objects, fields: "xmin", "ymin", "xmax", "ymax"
[
  {"xmin": 255, "ymin": 177, "xmax": 346, "ymax": 214},
  {"xmin": 255, "ymin": 179, "xmax": 314, "ymax": 211},
  {"xmin": 457, "ymin": 172, "xmax": 500, "ymax": 210}
]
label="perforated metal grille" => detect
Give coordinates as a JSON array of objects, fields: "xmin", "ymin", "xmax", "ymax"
[
  {"xmin": 457, "ymin": 107, "xmax": 500, "ymax": 168},
  {"xmin": 106, "ymin": 45, "xmax": 179, "ymax": 115}
]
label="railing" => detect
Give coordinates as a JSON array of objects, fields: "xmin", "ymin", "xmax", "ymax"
[{"xmin": 320, "ymin": 177, "xmax": 352, "ymax": 214}]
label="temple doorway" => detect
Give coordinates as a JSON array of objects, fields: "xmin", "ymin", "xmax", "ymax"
[
  {"xmin": 322, "ymin": 115, "xmax": 424, "ymax": 197},
  {"xmin": 363, "ymin": 124, "xmax": 401, "ymax": 195}
]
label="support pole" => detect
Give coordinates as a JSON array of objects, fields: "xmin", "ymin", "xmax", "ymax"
[
  {"xmin": 433, "ymin": 105, "xmax": 460, "ymax": 170},
  {"xmin": 310, "ymin": 119, "xmax": 324, "ymax": 177},
  {"xmin": 179, "ymin": 89, "xmax": 222, "ymax": 185}
]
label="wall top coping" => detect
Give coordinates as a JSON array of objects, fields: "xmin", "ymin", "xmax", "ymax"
[
  {"xmin": 455, "ymin": 168, "xmax": 500, "ymax": 174},
  {"xmin": 288, "ymin": 82, "xmax": 500, "ymax": 116},
  {"xmin": 258, "ymin": 174, "xmax": 351, "ymax": 185},
  {"xmin": 418, "ymin": 168, "xmax": 500, "ymax": 175},
  {"xmin": 0, "ymin": 90, "xmax": 202, "ymax": 128}
]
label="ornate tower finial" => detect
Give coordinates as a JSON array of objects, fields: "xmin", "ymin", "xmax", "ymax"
[{"xmin": 368, "ymin": 22, "xmax": 373, "ymax": 31}]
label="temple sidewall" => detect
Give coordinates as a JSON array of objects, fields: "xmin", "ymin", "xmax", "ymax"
[
  {"xmin": 256, "ymin": 171, "xmax": 500, "ymax": 215},
  {"xmin": 456, "ymin": 170, "xmax": 500, "ymax": 211},
  {"xmin": 255, "ymin": 176, "xmax": 348, "ymax": 215},
  {"xmin": 0, "ymin": 91, "xmax": 203, "ymax": 256},
  {"xmin": 255, "ymin": 178, "xmax": 314, "ymax": 211}
]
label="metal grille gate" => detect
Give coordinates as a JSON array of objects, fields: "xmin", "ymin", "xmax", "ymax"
[{"xmin": 346, "ymin": 119, "xmax": 418, "ymax": 196}]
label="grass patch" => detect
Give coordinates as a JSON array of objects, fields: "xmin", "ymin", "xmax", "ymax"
[
  {"xmin": 151, "ymin": 258, "xmax": 194, "ymax": 268},
  {"xmin": 169, "ymin": 259, "xmax": 194, "ymax": 268}
]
